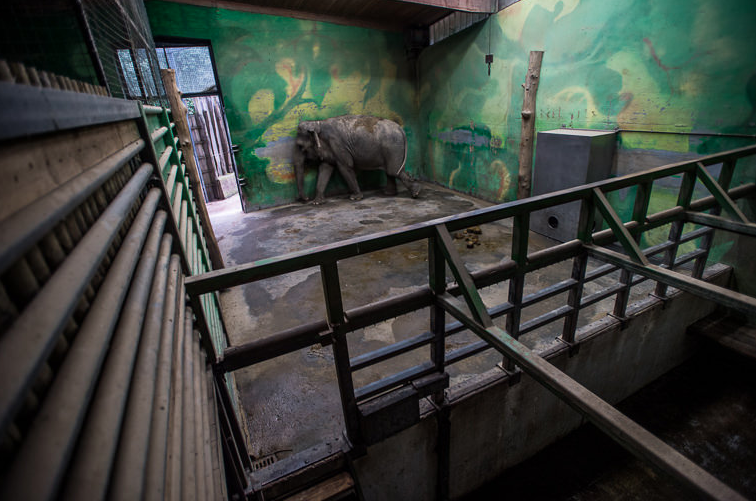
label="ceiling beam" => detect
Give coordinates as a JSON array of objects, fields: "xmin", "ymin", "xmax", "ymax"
[
  {"xmin": 391, "ymin": 0, "xmax": 496, "ymax": 13},
  {"xmin": 155, "ymin": 0, "xmax": 402, "ymax": 32}
]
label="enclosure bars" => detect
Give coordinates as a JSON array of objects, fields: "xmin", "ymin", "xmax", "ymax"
[
  {"xmin": 186, "ymin": 143, "xmax": 756, "ymax": 497},
  {"xmin": 138, "ymin": 103, "xmax": 251, "ymax": 494},
  {"xmin": 138, "ymin": 103, "xmax": 228, "ymax": 358}
]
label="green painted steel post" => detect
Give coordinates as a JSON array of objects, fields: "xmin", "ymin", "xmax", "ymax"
[
  {"xmin": 428, "ymin": 235, "xmax": 446, "ymax": 404},
  {"xmin": 693, "ymin": 160, "xmax": 738, "ymax": 278},
  {"xmin": 320, "ymin": 261, "xmax": 363, "ymax": 449}
]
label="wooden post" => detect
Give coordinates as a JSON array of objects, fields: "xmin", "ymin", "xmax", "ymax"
[
  {"xmin": 517, "ymin": 50, "xmax": 544, "ymax": 200},
  {"xmin": 161, "ymin": 68, "xmax": 224, "ymax": 270}
]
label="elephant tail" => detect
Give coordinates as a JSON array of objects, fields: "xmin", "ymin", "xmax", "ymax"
[{"xmin": 397, "ymin": 128, "xmax": 408, "ymax": 175}]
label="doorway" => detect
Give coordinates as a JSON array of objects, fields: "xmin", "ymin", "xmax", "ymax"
[{"xmin": 154, "ymin": 38, "xmax": 246, "ymax": 212}]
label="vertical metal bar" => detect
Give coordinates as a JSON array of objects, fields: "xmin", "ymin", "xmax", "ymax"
[
  {"xmin": 199, "ymin": 354, "xmax": 215, "ymax": 501},
  {"xmin": 192, "ymin": 336, "xmax": 208, "ymax": 501},
  {"xmin": 428, "ymin": 236, "xmax": 446, "ymax": 403},
  {"xmin": 614, "ymin": 182, "xmax": 651, "ymax": 319},
  {"xmin": 320, "ymin": 261, "xmax": 362, "ymax": 447},
  {"xmin": 562, "ymin": 196, "xmax": 595, "ymax": 342},
  {"xmin": 167, "ymin": 287, "xmax": 187, "ymax": 501},
  {"xmin": 181, "ymin": 311, "xmax": 198, "ymax": 501},
  {"xmin": 213, "ymin": 377, "xmax": 248, "ymax": 497},
  {"xmin": 693, "ymin": 159, "xmax": 736, "ymax": 278},
  {"xmin": 505, "ymin": 213, "xmax": 528, "ymax": 367},
  {"xmin": 656, "ymin": 169, "xmax": 697, "ymax": 297}
]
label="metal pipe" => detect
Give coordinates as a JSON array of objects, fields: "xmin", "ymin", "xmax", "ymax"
[
  {"xmin": 200, "ymin": 368, "xmax": 216, "ymax": 501},
  {"xmin": 166, "ymin": 286, "xmax": 187, "ymax": 501},
  {"xmin": 193, "ymin": 336, "xmax": 208, "ymax": 501},
  {"xmin": 143, "ymin": 254, "xmax": 182, "ymax": 501},
  {"xmin": 108, "ymin": 234, "xmax": 174, "ymax": 501},
  {"xmin": 60, "ymin": 211, "xmax": 168, "ymax": 501},
  {"xmin": 1, "ymin": 189, "xmax": 161, "ymax": 501},
  {"xmin": 159, "ymin": 145, "xmax": 173, "ymax": 174},
  {"xmin": 0, "ymin": 141, "xmax": 145, "ymax": 274},
  {"xmin": 616, "ymin": 128, "xmax": 756, "ymax": 139},
  {"xmin": 181, "ymin": 310, "xmax": 199, "ymax": 501},
  {"xmin": 151, "ymin": 125, "xmax": 168, "ymax": 144},
  {"xmin": 0, "ymin": 163, "xmax": 152, "ymax": 437}
]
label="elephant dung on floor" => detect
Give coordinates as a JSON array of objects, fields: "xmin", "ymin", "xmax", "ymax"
[{"xmin": 293, "ymin": 115, "xmax": 421, "ymax": 204}]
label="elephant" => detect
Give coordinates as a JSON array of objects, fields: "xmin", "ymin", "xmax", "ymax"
[{"xmin": 293, "ymin": 115, "xmax": 421, "ymax": 204}]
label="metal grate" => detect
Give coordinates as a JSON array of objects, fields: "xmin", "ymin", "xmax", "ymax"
[
  {"xmin": 251, "ymin": 454, "xmax": 278, "ymax": 471},
  {"xmin": 80, "ymin": 0, "xmax": 167, "ymax": 105},
  {"xmin": 157, "ymin": 46, "xmax": 217, "ymax": 96},
  {"xmin": 0, "ymin": 0, "xmax": 166, "ymax": 106}
]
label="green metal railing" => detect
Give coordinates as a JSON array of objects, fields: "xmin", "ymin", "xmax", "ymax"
[{"xmin": 186, "ymin": 143, "xmax": 756, "ymax": 500}]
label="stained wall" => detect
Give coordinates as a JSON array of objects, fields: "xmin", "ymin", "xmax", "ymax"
[
  {"xmin": 419, "ymin": 0, "xmax": 756, "ymax": 210},
  {"xmin": 147, "ymin": 1, "xmax": 419, "ymax": 210},
  {"xmin": 147, "ymin": 0, "xmax": 756, "ymax": 213}
]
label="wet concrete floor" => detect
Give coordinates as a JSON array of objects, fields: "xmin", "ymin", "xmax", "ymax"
[{"xmin": 207, "ymin": 184, "xmax": 653, "ymax": 459}]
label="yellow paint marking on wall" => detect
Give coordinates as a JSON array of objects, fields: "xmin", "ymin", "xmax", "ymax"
[
  {"xmin": 248, "ymin": 89, "xmax": 275, "ymax": 124},
  {"xmin": 266, "ymin": 161, "xmax": 295, "ymax": 184}
]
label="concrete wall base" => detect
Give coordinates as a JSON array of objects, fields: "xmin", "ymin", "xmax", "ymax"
[{"xmin": 354, "ymin": 265, "xmax": 731, "ymax": 500}]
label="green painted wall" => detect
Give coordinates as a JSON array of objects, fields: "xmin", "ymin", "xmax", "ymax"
[
  {"xmin": 147, "ymin": 1, "xmax": 418, "ymax": 210},
  {"xmin": 419, "ymin": 0, "xmax": 756, "ymax": 209}
]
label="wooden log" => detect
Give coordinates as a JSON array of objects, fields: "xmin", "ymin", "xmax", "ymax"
[
  {"xmin": 160, "ymin": 68, "xmax": 224, "ymax": 270},
  {"xmin": 517, "ymin": 50, "xmax": 544, "ymax": 200}
]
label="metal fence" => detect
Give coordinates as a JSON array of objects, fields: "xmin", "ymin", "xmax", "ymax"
[
  {"xmin": 0, "ymin": 72, "xmax": 236, "ymax": 499},
  {"xmin": 0, "ymin": 0, "xmax": 167, "ymax": 105},
  {"xmin": 186, "ymin": 143, "xmax": 756, "ymax": 499}
]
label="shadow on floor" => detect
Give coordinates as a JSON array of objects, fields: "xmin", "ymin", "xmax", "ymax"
[{"xmin": 459, "ymin": 348, "xmax": 756, "ymax": 500}]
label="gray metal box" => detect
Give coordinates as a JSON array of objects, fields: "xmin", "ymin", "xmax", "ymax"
[{"xmin": 531, "ymin": 129, "xmax": 616, "ymax": 242}]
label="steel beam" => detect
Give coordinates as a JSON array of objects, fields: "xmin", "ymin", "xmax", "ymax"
[
  {"xmin": 593, "ymin": 188, "xmax": 649, "ymax": 266},
  {"xmin": 684, "ymin": 211, "xmax": 756, "ymax": 237},
  {"xmin": 392, "ymin": 0, "xmax": 496, "ymax": 12},
  {"xmin": 586, "ymin": 245, "xmax": 756, "ymax": 317},
  {"xmin": 696, "ymin": 162, "xmax": 749, "ymax": 223},
  {"xmin": 437, "ymin": 293, "xmax": 747, "ymax": 501},
  {"xmin": 185, "ymin": 150, "xmax": 756, "ymax": 297},
  {"xmin": 434, "ymin": 224, "xmax": 492, "ymax": 327},
  {"xmin": 0, "ymin": 82, "xmax": 140, "ymax": 140}
]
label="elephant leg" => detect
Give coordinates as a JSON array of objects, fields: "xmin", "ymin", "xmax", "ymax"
[
  {"xmin": 313, "ymin": 162, "xmax": 334, "ymax": 205},
  {"xmin": 384, "ymin": 175, "xmax": 398, "ymax": 196},
  {"xmin": 398, "ymin": 171, "xmax": 421, "ymax": 198},
  {"xmin": 335, "ymin": 162, "xmax": 363, "ymax": 201}
]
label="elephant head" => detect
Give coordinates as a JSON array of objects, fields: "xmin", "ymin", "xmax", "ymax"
[{"xmin": 293, "ymin": 121, "xmax": 323, "ymax": 201}]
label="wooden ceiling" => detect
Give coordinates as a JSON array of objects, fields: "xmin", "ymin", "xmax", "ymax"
[{"xmin": 161, "ymin": 0, "xmax": 497, "ymax": 31}]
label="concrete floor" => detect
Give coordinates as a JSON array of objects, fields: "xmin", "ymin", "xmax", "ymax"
[{"xmin": 207, "ymin": 183, "xmax": 652, "ymax": 460}]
